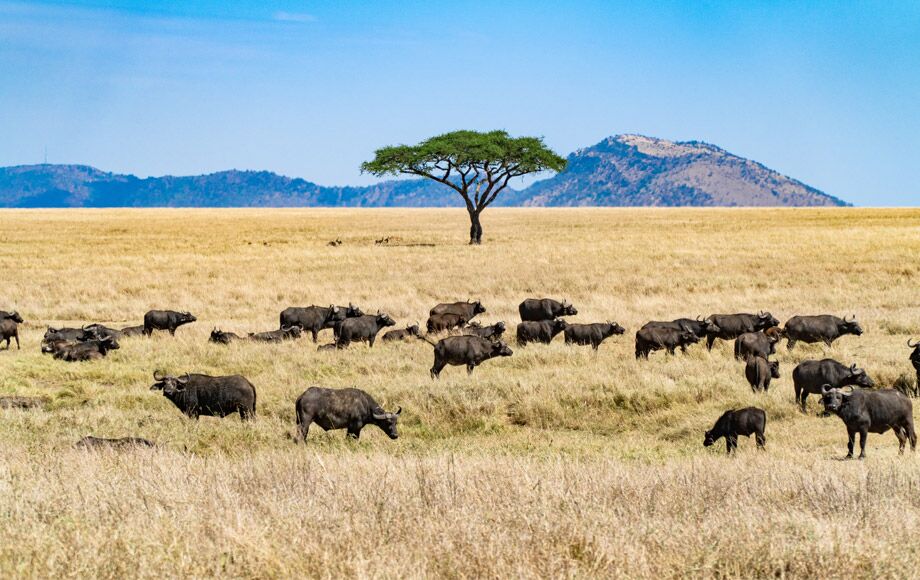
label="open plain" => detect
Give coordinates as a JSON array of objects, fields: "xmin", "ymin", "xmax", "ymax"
[{"xmin": 1, "ymin": 208, "xmax": 919, "ymax": 578}]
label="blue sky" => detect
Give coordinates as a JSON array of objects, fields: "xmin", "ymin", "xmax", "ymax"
[{"xmin": 1, "ymin": 1, "xmax": 918, "ymax": 205}]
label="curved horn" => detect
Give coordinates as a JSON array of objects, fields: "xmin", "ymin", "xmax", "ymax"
[
  {"xmin": 909, "ymin": 338, "xmax": 919, "ymax": 348},
  {"xmin": 395, "ymin": 406, "xmax": 402, "ymax": 416},
  {"xmin": 696, "ymin": 314, "xmax": 703, "ymax": 322},
  {"xmin": 153, "ymin": 370, "xmax": 165, "ymax": 381},
  {"xmin": 850, "ymin": 363, "xmax": 857, "ymax": 372},
  {"xmin": 178, "ymin": 373, "xmax": 190, "ymax": 384},
  {"xmin": 821, "ymin": 384, "xmax": 832, "ymax": 394}
]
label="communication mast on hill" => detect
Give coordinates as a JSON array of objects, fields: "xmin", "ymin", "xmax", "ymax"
[{"xmin": 43, "ymin": 146, "xmax": 48, "ymax": 165}]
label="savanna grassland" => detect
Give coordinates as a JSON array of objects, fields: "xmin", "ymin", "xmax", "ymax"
[{"xmin": 1, "ymin": 208, "xmax": 919, "ymax": 579}]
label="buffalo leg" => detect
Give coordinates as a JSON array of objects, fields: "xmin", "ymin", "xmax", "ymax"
[
  {"xmin": 347, "ymin": 424, "xmax": 362, "ymax": 439},
  {"xmin": 430, "ymin": 360, "xmax": 444, "ymax": 379},
  {"xmin": 14, "ymin": 332, "xmax": 20, "ymax": 350},
  {"xmin": 168, "ymin": 328, "xmax": 176, "ymax": 336},
  {"xmin": 858, "ymin": 429, "xmax": 868, "ymax": 459},
  {"xmin": 908, "ymin": 423, "xmax": 918, "ymax": 451},
  {"xmin": 755, "ymin": 432, "xmax": 766, "ymax": 449},
  {"xmin": 799, "ymin": 392, "xmax": 809, "ymax": 413},
  {"xmin": 466, "ymin": 364, "xmax": 475, "ymax": 375},
  {"xmin": 706, "ymin": 335, "xmax": 716, "ymax": 351},
  {"xmin": 726, "ymin": 436, "xmax": 737, "ymax": 454},
  {"xmin": 895, "ymin": 427, "xmax": 907, "ymax": 454},
  {"xmin": 297, "ymin": 415, "xmax": 311, "ymax": 441},
  {"xmin": 786, "ymin": 338, "xmax": 796, "ymax": 351},
  {"xmin": 846, "ymin": 428, "xmax": 856, "ymax": 459},
  {"xmin": 368, "ymin": 335, "xmax": 376, "ymax": 348}
]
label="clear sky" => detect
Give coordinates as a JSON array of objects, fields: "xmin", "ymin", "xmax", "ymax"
[{"xmin": 1, "ymin": 1, "xmax": 918, "ymax": 205}]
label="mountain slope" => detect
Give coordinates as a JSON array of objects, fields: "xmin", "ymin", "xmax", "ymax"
[{"xmin": 0, "ymin": 135, "xmax": 847, "ymax": 207}]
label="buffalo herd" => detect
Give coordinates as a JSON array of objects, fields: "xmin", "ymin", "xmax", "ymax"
[{"xmin": 2, "ymin": 301, "xmax": 919, "ymax": 459}]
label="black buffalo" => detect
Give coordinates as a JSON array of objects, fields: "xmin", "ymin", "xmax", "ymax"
[
  {"xmin": 44, "ymin": 326, "xmax": 85, "ymax": 343},
  {"xmin": 518, "ymin": 298, "xmax": 578, "ymax": 322},
  {"xmin": 564, "ymin": 321, "xmax": 625, "ymax": 350},
  {"xmin": 462, "ymin": 321, "xmax": 506, "ymax": 341},
  {"xmin": 336, "ymin": 312, "xmax": 396, "ymax": 348},
  {"xmin": 120, "ymin": 325, "xmax": 146, "ymax": 337},
  {"xmin": 635, "ymin": 324, "xmax": 699, "ymax": 358},
  {"xmin": 209, "ymin": 328, "xmax": 244, "ymax": 344},
  {"xmin": 702, "ymin": 312, "xmax": 780, "ymax": 350},
  {"xmin": 0, "ymin": 314, "xmax": 22, "ymax": 350},
  {"xmin": 381, "ymin": 324, "xmax": 422, "ymax": 342},
  {"xmin": 294, "ymin": 386, "xmax": 401, "ymax": 441},
  {"xmin": 428, "ymin": 335, "xmax": 513, "ymax": 378},
  {"xmin": 733, "ymin": 330, "xmax": 779, "ymax": 360},
  {"xmin": 53, "ymin": 336, "xmax": 120, "ymax": 361},
  {"xmin": 75, "ymin": 436, "xmax": 156, "ymax": 449},
  {"xmin": 143, "ymin": 310, "xmax": 196, "ymax": 336},
  {"xmin": 280, "ymin": 303, "xmax": 363, "ymax": 342},
  {"xmin": 792, "ymin": 359, "xmax": 875, "ymax": 412},
  {"xmin": 429, "ymin": 300, "xmax": 486, "ymax": 321},
  {"xmin": 704, "ymin": 407, "xmax": 767, "ymax": 453},
  {"xmin": 783, "ymin": 314, "xmax": 863, "ymax": 350},
  {"xmin": 821, "ymin": 386, "xmax": 916, "ymax": 459},
  {"xmin": 150, "ymin": 371, "xmax": 256, "ymax": 420},
  {"xmin": 516, "ymin": 319, "xmax": 568, "ymax": 346},
  {"xmin": 910, "ymin": 339, "xmax": 920, "ymax": 387},
  {"xmin": 426, "ymin": 312, "xmax": 470, "ymax": 334},
  {"xmin": 745, "ymin": 356, "xmax": 780, "ymax": 392},
  {"xmin": 642, "ymin": 317, "xmax": 708, "ymax": 343},
  {"xmin": 248, "ymin": 325, "xmax": 303, "ymax": 343}
]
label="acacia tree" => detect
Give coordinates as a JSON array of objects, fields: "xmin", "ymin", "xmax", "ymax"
[{"xmin": 361, "ymin": 130, "xmax": 567, "ymax": 244}]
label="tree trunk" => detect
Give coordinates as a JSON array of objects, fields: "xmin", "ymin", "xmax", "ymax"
[{"xmin": 468, "ymin": 210, "xmax": 483, "ymax": 245}]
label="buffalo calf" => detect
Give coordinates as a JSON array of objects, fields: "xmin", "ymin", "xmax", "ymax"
[
  {"xmin": 745, "ymin": 356, "xmax": 780, "ymax": 392},
  {"xmin": 704, "ymin": 407, "xmax": 767, "ymax": 454}
]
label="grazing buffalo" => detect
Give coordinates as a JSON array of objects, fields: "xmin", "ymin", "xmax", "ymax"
[
  {"xmin": 426, "ymin": 312, "xmax": 470, "ymax": 334},
  {"xmin": 462, "ymin": 321, "xmax": 506, "ymax": 341},
  {"xmin": 564, "ymin": 321, "xmax": 625, "ymax": 350},
  {"xmin": 704, "ymin": 407, "xmax": 767, "ymax": 454},
  {"xmin": 53, "ymin": 336, "xmax": 120, "ymax": 361},
  {"xmin": 248, "ymin": 326, "xmax": 303, "ymax": 343},
  {"xmin": 382, "ymin": 324, "xmax": 422, "ymax": 342},
  {"xmin": 294, "ymin": 386, "xmax": 401, "ymax": 441},
  {"xmin": 518, "ymin": 298, "xmax": 578, "ymax": 322},
  {"xmin": 783, "ymin": 314, "xmax": 863, "ymax": 350},
  {"xmin": 427, "ymin": 335, "xmax": 513, "ymax": 378},
  {"xmin": 120, "ymin": 325, "xmax": 146, "ymax": 337},
  {"xmin": 280, "ymin": 304, "xmax": 362, "ymax": 342},
  {"xmin": 150, "ymin": 371, "xmax": 256, "ymax": 420},
  {"xmin": 209, "ymin": 328, "xmax": 243, "ymax": 344},
  {"xmin": 733, "ymin": 331, "xmax": 779, "ymax": 360},
  {"xmin": 75, "ymin": 436, "xmax": 156, "ymax": 449},
  {"xmin": 910, "ymin": 339, "xmax": 920, "ymax": 386},
  {"xmin": 703, "ymin": 312, "xmax": 780, "ymax": 350},
  {"xmin": 635, "ymin": 324, "xmax": 699, "ymax": 358},
  {"xmin": 336, "ymin": 312, "xmax": 396, "ymax": 348},
  {"xmin": 0, "ymin": 317, "xmax": 20, "ymax": 350},
  {"xmin": 143, "ymin": 310, "xmax": 196, "ymax": 336},
  {"xmin": 44, "ymin": 326, "xmax": 85, "ymax": 343},
  {"xmin": 429, "ymin": 300, "xmax": 486, "ymax": 321},
  {"xmin": 642, "ymin": 317, "xmax": 708, "ymax": 343},
  {"xmin": 745, "ymin": 356, "xmax": 780, "ymax": 392},
  {"xmin": 792, "ymin": 359, "xmax": 875, "ymax": 412},
  {"xmin": 821, "ymin": 386, "xmax": 916, "ymax": 459},
  {"xmin": 516, "ymin": 319, "xmax": 568, "ymax": 346}
]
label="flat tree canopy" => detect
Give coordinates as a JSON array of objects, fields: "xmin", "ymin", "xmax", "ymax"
[{"xmin": 362, "ymin": 130, "xmax": 566, "ymax": 244}]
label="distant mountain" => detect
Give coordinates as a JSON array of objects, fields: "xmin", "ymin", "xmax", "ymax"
[{"xmin": 0, "ymin": 135, "xmax": 847, "ymax": 207}]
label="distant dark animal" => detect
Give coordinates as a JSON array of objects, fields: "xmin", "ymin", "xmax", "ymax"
[
  {"xmin": 336, "ymin": 312, "xmax": 396, "ymax": 347},
  {"xmin": 462, "ymin": 321, "xmax": 506, "ymax": 341},
  {"xmin": 149, "ymin": 371, "xmax": 256, "ymax": 420},
  {"xmin": 641, "ymin": 317, "xmax": 708, "ymax": 346},
  {"xmin": 279, "ymin": 304, "xmax": 362, "ymax": 342},
  {"xmin": 564, "ymin": 321, "xmax": 625, "ymax": 350},
  {"xmin": 294, "ymin": 386, "xmax": 401, "ymax": 441},
  {"xmin": 327, "ymin": 238, "xmax": 343, "ymax": 246},
  {"xmin": 0, "ymin": 395, "xmax": 47, "ymax": 409},
  {"xmin": 429, "ymin": 300, "xmax": 486, "ymax": 321},
  {"xmin": 426, "ymin": 312, "xmax": 470, "ymax": 334},
  {"xmin": 635, "ymin": 324, "xmax": 700, "ymax": 358},
  {"xmin": 75, "ymin": 436, "xmax": 156, "ymax": 449},
  {"xmin": 209, "ymin": 328, "xmax": 244, "ymax": 344},
  {"xmin": 120, "ymin": 325, "xmax": 146, "ymax": 337},
  {"xmin": 516, "ymin": 319, "xmax": 568, "ymax": 346},
  {"xmin": 745, "ymin": 356, "xmax": 780, "ymax": 392},
  {"xmin": 733, "ymin": 330, "xmax": 779, "ymax": 360},
  {"xmin": 518, "ymin": 298, "xmax": 578, "ymax": 322},
  {"xmin": 43, "ymin": 326, "xmax": 85, "ymax": 343},
  {"xmin": 53, "ymin": 336, "xmax": 120, "ymax": 362},
  {"xmin": 426, "ymin": 335, "xmax": 513, "ymax": 379},
  {"xmin": 910, "ymin": 338, "xmax": 920, "ymax": 389},
  {"xmin": 821, "ymin": 386, "xmax": 915, "ymax": 459},
  {"xmin": 381, "ymin": 324, "xmax": 421, "ymax": 342},
  {"xmin": 792, "ymin": 359, "xmax": 875, "ymax": 412},
  {"xmin": 704, "ymin": 407, "xmax": 767, "ymax": 454},
  {"xmin": 143, "ymin": 310, "xmax": 196, "ymax": 336},
  {"xmin": 248, "ymin": 325, "xmax": 303, "ymax": 343},
  {"xmin": 783, "ymin": 314, "xmax": 863, "ymax": 350},
  {"xmin": 0, "ymin": 318, "xmax": 20, "ymax": 350},
  {"xmin": 702, "ymin": 312, "xmax": 780, "ymax": 350},
  {"xmin": 374, "ymin": 237, "xmax": 390, "ymax": 245}
]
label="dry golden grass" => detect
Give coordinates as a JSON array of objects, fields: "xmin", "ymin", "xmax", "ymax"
[{"xmin": 0, "ymin": 207, "xmax": 919, "ymax": 578}]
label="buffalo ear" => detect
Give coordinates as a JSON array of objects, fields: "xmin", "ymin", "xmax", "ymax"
[{"xmin": 150, "ymin": 383, "xmax": 163, "ymax": 391}]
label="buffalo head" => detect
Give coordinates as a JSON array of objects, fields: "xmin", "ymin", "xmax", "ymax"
[
  {"xmin": 703, "ymin": 429, "xmax": 716, "ymax": 447},
  {"xmin": 469, "ymin": 300, "xmax": 486, "ymax": 316},
  {"xmin": 2, "ymin": 311, "xmax": 24, "ymax": 323},
  {"xmin": 346, "ymin": 303, "xmax": 364, "ymax": 317},
  {"xmin": 847, "ymin": 363, "xmax": 875, "ymax": 388},
  {"xmin": 375, "ymin": 312, "xmax": 396, "ymax": 327},
  {"xmin": 757, "ymin": 311, "xmax": 780, "ymax": 328},
  {"xmin": 150, "ymin": 371, "xmax": 190, "ymax": 396},
  {"xmin": 560, "ymin": 300, "xmax": 578, "ymax": 317},
  {"xmin": 492, "ymin": 341, "xmax": 514, "ymax": 357},
  {"xmin": 841, "ymin": 315, "xmax": 863, "ymax": 336},
  {"xmin": 552, "ymin": 319, "xmax": 569, "ymax": 333},
  {"xmin": 768, "ymin": 360, "xmax": 781, "ymax": 379},
  {"xmin": 371, "ymin": 406, "xmax": 402, "ymax": 439},
  {"xmin": 179, "ymin": 312, "xmax": 197, "ymax": 324},
  {"xmin": 820, "ymin": 384, "xmax": 852, "ymax": 413},
  {"xmin": 607, "ymin": 321, "xmax": 626, "ymax": 335}
]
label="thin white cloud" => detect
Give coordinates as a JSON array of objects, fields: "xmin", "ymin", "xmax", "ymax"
[{"xmin": 273, "ymin": 11, "xmax": 315, "ymax": 23}]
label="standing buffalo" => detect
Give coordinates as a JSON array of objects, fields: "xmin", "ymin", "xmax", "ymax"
[
  {"xmin": 294, "ymin": 387, "xmax": 401, "ymax": 441},
  {"xmin": 783, "ymin": 315, "xmax": 863, "ymax": 350},
  {"xmin": 516, "ymin": 319, "xmax": 568, "ymax": 346},
  {"xmin": 518, "ymin": 298, "xmax": 578, "ymax": 322},
  {"xmin": 642, "ymin": 317, "xmax": 708, "ymax": 344},
  {"xmin": 462, "ymin": 321, "xmax": 506, "ymax": 341},
  {"xmin": 733, "ymin": 331, "xmax": 779, "ymax": 360},
  {"xmin": 564, "ymin": 321, "xmax": 625, "ymax": 350},
  {"xmin": 745, "ymin": 357, "xmax": 780, "ymax": 392},
  {"xmin": 382, "ymin": 324, "xmax": 421, "ymax": 342},
  {"xmin": 429, "ymin": 300, "xmax": 486, "ymax": 321},
  {"xmin": 427, "ymin": 335, "xmax": 513, "ymax": 378},
  {"xmin": 704, "ymin": 407, "xmax": 767, "ymax": 454},
  {"xmin": 910, "ymin": 339, "xmax": 920, "ymax": 388},
  {"xmin": 280, "ymin": 303, "xmax": 363, "ymax": 342},
  {"xmin": 150, "ymin": 371, "xmax": 256, "ymax": 420},
  {"xmin": 0, "ymin": 311, "xmax": 23, "ymax": 350},
  {"xmin": 336, "ymin": 312, "xmax": 396, "ymax": 348},
  {"xmin": 209, "ymin": 328, "xmax": 243, "ymax": 344},
  {"xmin": 426, "ymin": 312, "xmax": 470, "ymax": 334},
  {"xmin": 248, "ymin": 326, "xmax": 303, "ymax": 343},
  {"xmin": 143, "ymin": 310, "xmax": 196, "ymax": 336},
  {"xmin": 120, "ymin": 325, "xmax": 146, "ymax": 337},
  {"xmin": 635, "ymin": 324, "xmax": 699, "ymax": 358},
  {"xmin": 792, "ymin": 359, "xmax": 874, "ymax": 411},
  {"xmin": 821, "ymin": 386, "xmax": 915, "ymax": 459},
  {"xmin": 703, "ymin": 312, "xmax": 780, "ymax": 350}
]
